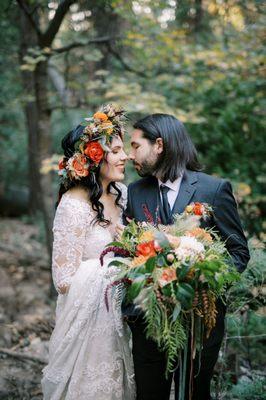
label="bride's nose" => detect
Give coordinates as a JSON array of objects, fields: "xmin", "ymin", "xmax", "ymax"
[{"xmin": 121, "ymin": 150, "xmax": 128, "ymax": 161}]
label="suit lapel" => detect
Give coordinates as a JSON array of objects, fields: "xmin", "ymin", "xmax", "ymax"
[{"xmin": 172, "ymin": 170, "xmax": 198, "ymax": 215}]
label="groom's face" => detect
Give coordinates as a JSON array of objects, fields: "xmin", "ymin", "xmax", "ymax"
[{"xmin": 129, "ymin": 129, "xmax": 162, "ymax": 177}]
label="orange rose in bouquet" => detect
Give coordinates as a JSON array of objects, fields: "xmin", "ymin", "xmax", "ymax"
[
  {"xmin": 193, "ymin": 202, "xmax": 204, "ymax": 216},
  {"xmin": 136, "ymin": 240, "xmax": 156, "ymax": 258},
  {"xmin": 185, "ymin": 202, "xmax": 213, "ymax": 219},
  {"xmin": 158, "ymin": 267, "xmax": 177, "ymax": 287},
  {"xmin": 186, "ymin": 227, "xmax": 212, "ymax": 243}
]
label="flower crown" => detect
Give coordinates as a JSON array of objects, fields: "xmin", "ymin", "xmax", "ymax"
[{"xmin": 58, "ymin": 104, "xmax": 126, "ymax": 183}]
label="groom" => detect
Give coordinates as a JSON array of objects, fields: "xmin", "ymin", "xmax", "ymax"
[{"xmin": 124, "ymin": 113, "xmax": 250, "ymax": 400}]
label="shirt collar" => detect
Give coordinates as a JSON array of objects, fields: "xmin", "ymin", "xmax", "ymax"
[{"xmin": 158, "ymin": 173, "xmax": 183, "ymax": 192}]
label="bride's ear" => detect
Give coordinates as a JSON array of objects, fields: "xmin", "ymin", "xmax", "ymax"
[{"xmin": 155, "ymin": 138, "xmax": 163, "ymax": 154}]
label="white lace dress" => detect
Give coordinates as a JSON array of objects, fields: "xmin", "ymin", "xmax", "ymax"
[{"xmin": 41, "ymin": 185, "xmax": 135, "ymax": 400}]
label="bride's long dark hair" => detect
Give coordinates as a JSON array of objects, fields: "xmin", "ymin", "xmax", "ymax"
[{"xmin": 57, "ymin": 124, "xmax": 123, "ymax": 226}]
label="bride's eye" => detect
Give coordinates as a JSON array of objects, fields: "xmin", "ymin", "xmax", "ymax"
[{"xmin": 112, "ymin": 147, "xmax": 121, "ymax": 154}]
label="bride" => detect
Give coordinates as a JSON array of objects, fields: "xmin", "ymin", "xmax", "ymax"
[{"xmin": 41, "ymin": 105, "xmax": 135, "ymax": 400}]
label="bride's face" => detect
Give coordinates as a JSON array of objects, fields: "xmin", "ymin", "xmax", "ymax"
[{"xmin": 100, "ymin": 136, "xmax": 128, "ymax": 183}]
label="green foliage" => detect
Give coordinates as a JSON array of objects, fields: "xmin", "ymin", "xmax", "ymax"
[
  {"xmin": 229, "ymin": 377, "xmax": 266, "ymax": 400},
  {"xmin": 126, "ymin": 276, "xmax": 146, "ymax": 302},
  {"xmin": 0, "ymin": 5, "xmax": 27, "ymax": 188},
  {"xmin": 144, "ymin": 289, "xmax": 187, "ymax": 374},
  {"xmin": 227, "ymin": 245, "xmax": 266, "ymax": 313},
  {"xmin": 1, "ymin": 2, "xmax": 265, "ymax": 242},
  {"xmin": 175, "ymin": 282, "xmax": 195, "ymax": 309},
  {"xmin": 162, "ymin": 317, "xmax": 187, "ymax": 374},
  {"xmin": 212, "ymin": 246, "xmax": 266, "ymax": 399}
]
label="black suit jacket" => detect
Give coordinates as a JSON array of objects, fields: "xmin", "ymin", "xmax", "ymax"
[{"xmin": 124, "ymin": 169, "xmax": 250, "ymax": 273}]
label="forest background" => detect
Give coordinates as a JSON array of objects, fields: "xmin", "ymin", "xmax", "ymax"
[{"xmin": 0, "ymin": 1, "xmax": 265, "ymax": 399}]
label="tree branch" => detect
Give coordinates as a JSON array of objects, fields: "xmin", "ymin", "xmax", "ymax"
[
  {"xmin": 52, "ymin": 37, "xmax": 148, "ymax": 78},
  {"xmin": 106, "ymin": 43, "xmax": 148, "ymax": 78},
  {"xmin": 41, "ymin": 0, "xmax": 76, "ymax": 47},
  {"xmin": 48, "ymin": 60, "xmax": 71, "ymax": 107},
  {"xmin": 225, "ymin": 334, "xmax": 266, "ymax": 340},
  {"xmin": 52, "ymin": 36, "xmax": 118, "ymax": 54},
  {"xmin": 16, "ymin": 0, "xmax": 42, "ymax": 37}
]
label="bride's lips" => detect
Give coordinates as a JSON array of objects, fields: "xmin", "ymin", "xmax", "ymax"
[{"xmin": 116, "ymin": 164, "xmax": 125, "ymax": 171}]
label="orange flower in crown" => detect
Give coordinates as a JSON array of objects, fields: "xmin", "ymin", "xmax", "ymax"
[
  {"xmin": 58, "ymin": 158, "xmax": 65, "ymax": 170},
  {"xmin": 68, "ymin": 154, "xmax": 89, "ymax": 179},
  {"xmin": 93, "ymin": 112, "xmax": 109, "ymax": 122},
  {"xmin": 84, "ymin": 142, "xmax": 104, "ymax": 164},
  {"xmin": 58, "ymin": 104, "xmax": 126, "ymax": 185}
]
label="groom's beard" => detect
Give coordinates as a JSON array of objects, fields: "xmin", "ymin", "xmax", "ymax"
[
  {"xmin": 134, "ymin": 155, "xmax": 162, "ymax": 177},
  {"xmin": 134, "ymin": 160, "xmax": 154, "ymax": 177}
]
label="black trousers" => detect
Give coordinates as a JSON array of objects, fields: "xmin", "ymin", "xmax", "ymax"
[{"xmin": 128, "ymin": 299, "xmax": 226, "ymax": 400}]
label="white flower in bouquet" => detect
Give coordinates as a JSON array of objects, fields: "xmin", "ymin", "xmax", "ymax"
[{"xmin": 174, "ymin": 236, "xmax": 205, "ymax": 263}]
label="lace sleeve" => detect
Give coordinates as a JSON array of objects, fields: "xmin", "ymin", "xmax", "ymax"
[{"xmin": 52, "ymin": 194, "xmax": 92, "ymax": 294}]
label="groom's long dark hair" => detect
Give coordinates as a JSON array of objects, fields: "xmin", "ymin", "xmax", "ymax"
[{"xmin": 133, "ymin": 113, "xmax": 203, "ymax": 182}]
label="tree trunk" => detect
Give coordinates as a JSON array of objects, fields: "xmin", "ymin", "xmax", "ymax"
[
  {"xmin": 19, "ymin": 9, "xmax": 40, "ymax": 214},
  {"xmin": 19, "ymin": 9, "xmax": 54, "ymax": 260},
  {"xmin": 35, "ymin": 60, "xmax": 54, "ymax": 257},
  {"xmin": 17, "ymin": 0, "xmax": 81, "ymax": 298},
  {"xmin": 194, "ymin": 0, "xmax": 203, "ymax": 33}
]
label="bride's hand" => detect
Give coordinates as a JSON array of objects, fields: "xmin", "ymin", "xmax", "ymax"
[
  {"xmin": 115, "ymin": 223, "xmax": 125, "ymax": 239},
  {"xmin": 115, "ymin": 217, "xmax": 133, "ymax": 239}
]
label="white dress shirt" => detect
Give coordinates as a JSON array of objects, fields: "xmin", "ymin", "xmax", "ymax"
[{"xmin": 158, "ymin": 174, "xmax": 183, "ymax": 210}]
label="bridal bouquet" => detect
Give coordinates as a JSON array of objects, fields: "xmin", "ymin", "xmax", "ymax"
[{"xmin": 101, "ymin": 203, "xmax": 240, "ymax": 382}]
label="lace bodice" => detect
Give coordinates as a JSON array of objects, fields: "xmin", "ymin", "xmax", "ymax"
[{"xmin": 52, "ymin": 183, "xmax": 127, "ymax": 293}]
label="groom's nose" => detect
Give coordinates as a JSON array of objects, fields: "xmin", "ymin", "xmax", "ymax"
[{"xmin": 128, "ymin": 150, "xmax": 135, "ymax": 160}]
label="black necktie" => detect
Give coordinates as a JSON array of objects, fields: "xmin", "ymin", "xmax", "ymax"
[{"xmin": 160, "ymin": 184, "xmax": 171, "ymax": 223}]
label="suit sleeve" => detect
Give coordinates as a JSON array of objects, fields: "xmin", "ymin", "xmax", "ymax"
[
  {"xmin": 122, "ymin": 182, "xmax": 134, "ymax": 225},
  {"xmin": 213, "ymin": 180, "xmax": 250, "ymax": 272}
]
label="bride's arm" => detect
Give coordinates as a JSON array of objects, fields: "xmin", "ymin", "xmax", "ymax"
[{"xmin": 52, "ymin": 196, "xmax": 89, "ymax": 294}]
